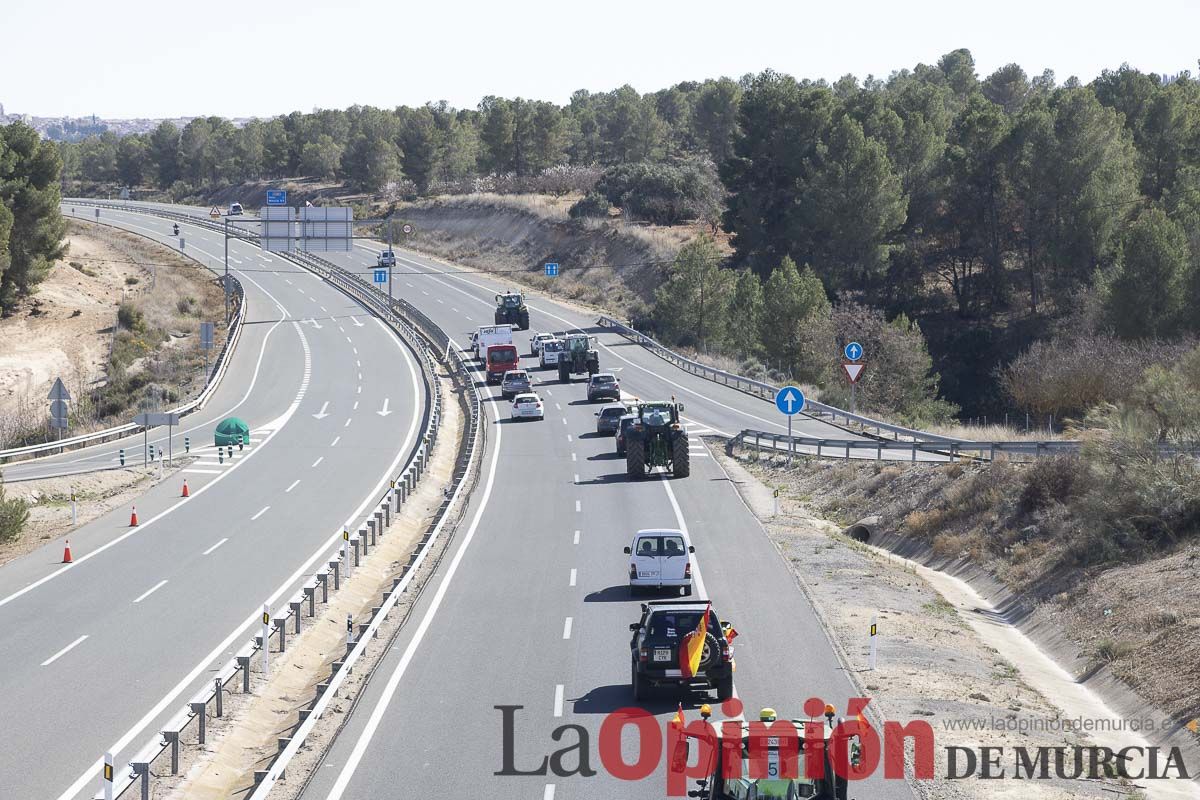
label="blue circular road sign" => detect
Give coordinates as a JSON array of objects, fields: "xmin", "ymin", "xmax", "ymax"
[
  {"xmin": 775, "ymin": 386, "xmax": 806, "ymax": 416},
  {"xmin": 844, "ymin": 341, "xmax": 864, "ymax": 361}
]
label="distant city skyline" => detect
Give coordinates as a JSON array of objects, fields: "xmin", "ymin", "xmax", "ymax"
[{"xmin": 2, "ymin": 0, "xmax": 1197, "ymax": 119}]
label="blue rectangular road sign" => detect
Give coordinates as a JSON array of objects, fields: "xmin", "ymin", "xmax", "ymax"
[
  {"xmin": 266, "ymin": 190, "xmax": 287, "ymax": 206},
  {"xmin": 545, "ymin": 262, "xmax": 559, "ymax": 277},
  {"xmin": 373, "ymin": 268, "xmax": 388, "ymax": 284}
]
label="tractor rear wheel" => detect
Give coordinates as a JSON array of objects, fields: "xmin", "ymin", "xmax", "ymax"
[
  {"xmin": 672, "ymin": 433, "xmax": 690, "ymax": 478},
  {"xmin": 586, "ymin": 358, "xmax": 599, "ymax": 376},
  {"xmin": 558, "ymin": 362, "xmax": 570, "ymax": 382},
  {"xmin": 518, "ymin": 310, "xmax": 529, "ymax": 330},
  {"xmin": 626, "ymin": 438, "xmax": 645, "ymax": 479}
]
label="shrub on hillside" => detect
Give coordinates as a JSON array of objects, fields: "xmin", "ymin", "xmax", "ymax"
[
  {"xmin": 0, "ymin": 478, "xmax": 29, "ymax": 543},
  {"xmin": 117, "ymin": 302, "xmax": 145, "ymax": 333},
  {"xmin": 595, "ymin": 159, "xmax": 723, "ymax": 226},
  {"xmin": 568, "ymin": 192, "xmax": 611, "ymax": 219}
]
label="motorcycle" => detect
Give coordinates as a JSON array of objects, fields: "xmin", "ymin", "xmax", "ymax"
[{"xmin": 172, "ymin": 224, "xmax": 180, "ymax": 236}]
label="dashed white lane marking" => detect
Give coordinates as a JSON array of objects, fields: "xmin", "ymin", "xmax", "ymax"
[
  {"xmin": 285, "ymin": 279, "xmax": 293, "ymax": 285},
  {"xmin": 452, "ymin": 307, "xmax": 459, "ymax": 313},
  {"xmin": 356, "ymin": 360, "xmax": 361, "ymax": 367},
  {"xmin": 555, "ymin": 403, "xmax": 562, "ymax": 410},
  {"xmin": 358, "ymin": 372, "xmax": 363, "ymax": 381},
  {"xmin": 405, "ymin": 282, "xmax": 414, "ymax": 288},
  {"xmin": 561, "ymin": 418, "xmax": 567, "ymax": 425},
  {"xmin": 344, "ymin": 418, "xmax": 352, "ymax": 428},
  {"xmin": 321, "ymin": 306, "xmax": 327, "ymax": 312},
  {"xmin": 345, "ymin": 336, "xmax": 352, "ymax": 343},
  {"xmin": 312, "ymin": 457, "xmax": 324, "ymax": 468},
  {"xmin": 353, "ymin": 347, "xmax": 358, "ymax": 355},
  {"xmin": 569, "ymin": 568, "xmax": 577, "ymax": 587},
  {"xmin": 544, "ymin": 786, "xmax": 555, "ymax": 800},
  {"xmin": 330, "ymin": 437, "xmax": 340, "ymax": 447},
  {"xmin": 339, "ymin": 326, "xmax": 345, "ymax": 333},
  {"xmin": 251, "ymin": 506, "xmax": 270, "ymax": 521},
  {"xmin": 202, "ymin": 538, "xmax": 228, "ymax": 555},
  {"xmin": 562, "ymin": 617, "xmax": 573, "ymax": 640},
  {"xmin": 132, "ymin": 580, "xmax": 168, "ymax": 604},
  {"xmin": 566, "ymin": 434, "xmax": 572, "ymax": 443},
  {"xmin": 573, "ymin": 530, "xmax": 580, "ymax": 545},
  {"xmin": 575, "ymin": 500, "xmax": 581, "ymax": 513},
  {"xmin": 42, "ymin": 635, "xmax": 88, "ymax": 666},
  {"xmin": 436, "ymin": 298, "xmax": 444, "ymax": 304},
  {"xmin": 285, "ymin": 479, "xmax": 300, "ymax": 493},
  {"xmin": 465, "ymin": 315, "xmax": 473, "ymax": 321},
  {"xmin": 553, "ymin": 684, "xmax": 564, "ymax": 717},
  {"xmin": 353, "ymin": 401, "xmax": 359, "ymax": 410},
  {"xmin": 573, "ymin": 474, "xmax": 579, "ymax": 483},
  {"xmin": 421, "ymin": 290, "xmax": 429, "ymax": 295},
  {"xmin": 357, "ymin": 386, "xmax": 362, "ymax": 394},
  {"xmin": 571, "ymin": 453, "xmax": 576, "ymax": 462}
]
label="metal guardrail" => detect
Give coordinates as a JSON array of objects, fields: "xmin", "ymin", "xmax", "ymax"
[
  {"xmin": 595, "ymin": 315, "xmax": 964, "ymax": 444},
  {"xmin": 732, "ymin": 428, "xmax": 1081, "ymax": 462},
  {"xmin": 57, "ymin": 201, "xmax": 482, "ymax": 800},
  {"xmin": 0, "ymin": 212, "xmax": 246, "ymax": 464}
]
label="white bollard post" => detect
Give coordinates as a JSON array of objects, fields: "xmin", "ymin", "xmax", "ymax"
[
  {"xmin": 342, "ymin": 529, "xmax": 350, "ymax": 576},
  {"xmin": 869, "ymin": 615, "xmax": 878, "ymax": 670},
  {"xmin": 261, "ymin": 604, "xmax": 271, "ymax": 677},
  {"xmin": 71, "ymin": 492, "xmax": 77, "ymax": 527}
]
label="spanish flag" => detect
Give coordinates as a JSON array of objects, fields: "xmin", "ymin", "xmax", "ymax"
[
  {"xmin": 671, "ymin": 703, "xmax": 685, "ymax": 729},
  {"xmin": 724, "ymin": 625, "xmax": 739, "ymax": 643},
  {"xmin": 679, "ymin": 603, "xmax": 710, "ymax": 678}
]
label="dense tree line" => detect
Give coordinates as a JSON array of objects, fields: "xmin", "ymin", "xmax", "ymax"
[
  {"xmin": 1, "ymin": 123, "xmax": 66, "ymax": 314},
  {"xmin": 59, "ymin": 54, "xmax": 1200, "ymax": 416}
]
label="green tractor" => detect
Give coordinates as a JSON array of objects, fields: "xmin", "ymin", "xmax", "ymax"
[
  {"xmin": 557, "ymin": 333, "xmax": 600, "ymax": 382},
  {"xmin": 494, "ymin": 291, "xmax": 530, "ymax": 330},
  {"xmin": 625, "ymin": 400, "xmax": 689, "ymax": 479}
]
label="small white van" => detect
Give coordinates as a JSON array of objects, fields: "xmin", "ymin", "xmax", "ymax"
[
  {"xmin": 624, "ymin": 528, "xmax": 694, "ymax": 595},
  {"xmin": 469, "ymin": 324, "xmax": 514, "ymax": 360}
]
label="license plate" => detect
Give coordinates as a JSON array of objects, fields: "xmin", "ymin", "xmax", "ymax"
[
  {"xmin": 640, "ymin": 571, "xmax": 658, "ymax": 578},
  {"xmin": 653, "ymin": 649, "xmax": 671, "ymax": 662}
]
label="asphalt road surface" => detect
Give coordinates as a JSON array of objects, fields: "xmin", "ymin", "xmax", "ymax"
[{"xmin": 0, "ymin": 204, "xmax": 428, "ymax": 800}]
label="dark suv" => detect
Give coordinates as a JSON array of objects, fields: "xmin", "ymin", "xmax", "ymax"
[
  {"xmin": 629, "ymin": 600, "xmax": 735, "ymax": 702},
  {"xmin": 587, "ymin": 372, "xmax": 620, "ymax": 402}
]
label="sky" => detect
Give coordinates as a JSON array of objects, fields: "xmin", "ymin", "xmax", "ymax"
[{"xmin": 3, "ymin": 0, "xmax": 1199, "ymax": 119}]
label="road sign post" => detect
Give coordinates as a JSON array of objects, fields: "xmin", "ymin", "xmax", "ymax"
[
  {"xmin": 387, "ymin": 217, "xmax": 394, "ymax": 300},
  {"xmin": 224, "ymin": 217, "xmax": 230, "ymax": 326},
  {"xmin": 262, "ymin": 605, "xmax": 271, "ymax": 677},
  {"xmin": 48, "ymin": 378, "xmax": 71, "ymax": 449},
  {"xmin": 200, "ymin": 321, "xmax": 215, "ymax": 379},
  {"xmin": 775, "ymin": 386, "xmax": 806, "ymax": 461}
]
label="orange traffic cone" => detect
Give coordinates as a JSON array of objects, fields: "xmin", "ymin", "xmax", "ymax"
[
  {"xmin": 181, "ymin": 479, "xmax": 190, "ymax": 498},
  {"xmin": 130, "ymin": 506, "xmax": 139, "ymax": 527},
  {"xmin": 62, "ymin": 540, "xmax": 73, "ymax": 563}
]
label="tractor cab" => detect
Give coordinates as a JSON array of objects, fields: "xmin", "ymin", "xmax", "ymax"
[
  {"xmin": 494, "ymin": 291, "xmax": 530, "ymax": 330},
  {"xmin": 626, "ymin": 399, "xmax": 689, "ymax": 478},
  {"xmin": 684, "ymin": 706, "xmax": 859, "ymax": 800}
]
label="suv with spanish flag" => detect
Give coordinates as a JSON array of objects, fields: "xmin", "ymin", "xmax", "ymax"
[{"xmin": 629, "ymin": 600, "xmax": 735, "ymax": 702}]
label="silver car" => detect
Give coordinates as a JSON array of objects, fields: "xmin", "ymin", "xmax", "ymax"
[{"xmin": 500, "ymin": 369, "xmax": 532, "ymax": 400}]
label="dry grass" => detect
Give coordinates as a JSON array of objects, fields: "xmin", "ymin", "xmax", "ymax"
[
  {"xmin": 920, "ymin": 421, "xmax": 1067, "ymax": 442},
  {"xmin": 423, "ymin": 192, "xmax": 577, "ymax": 221}
]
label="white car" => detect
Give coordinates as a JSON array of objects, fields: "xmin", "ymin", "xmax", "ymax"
[
  {"xmin": 510, "ymin": 392, "xmax": 544, "ymax": 421},
  {"xmin": 228, "ymin": 202, "xmax": 244, "ymax": 216},
  {"xmin": 540, "ymin": 339, "xmax": 564, "ymax": 368},
  {"xmin": 624, "ymin": 529, "xmax": 694, "ymax": 595},
  {"xmin": 530, "ymin": 332, "xmax": 556, "ymax": 356}
]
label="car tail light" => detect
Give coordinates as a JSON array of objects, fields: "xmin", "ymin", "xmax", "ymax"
[
  {"xmin": 639, "ymin": 647, "xmax": 648, "ymax": 663},
  {"xmin": 629, "ymin": 563, "xmax": 637, "ymax": 580},
  {"xmin": 723, "ymin": 646, "xmax": 734, "ymax": 662},
  {"xmin": 684, "ymin": 562, "xmax": 691, "ymax": 578}
]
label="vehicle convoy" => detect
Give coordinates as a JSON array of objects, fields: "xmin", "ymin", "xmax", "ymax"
[
  {"xmin": 625, "ymin": 529, "xmax": 694, "ymax": 595},
  {"xmin": 530, "ymin": 332, "xmax": 556, "ymax": 356},
  {"xmin": 557, "ymin": 333, "xmax": 600, "ymax": 382},
  {"xmin": 595, "ymin": 403, "xmax": 630, "ymax": 435},
  {"xmin": 683, "ymin": 706, "xmax": 858, "ymax": 800},
  {"xmin": 500, "ymin": 369, "xmax": 532, "ymax": 400},
  {"xmin": 494, "ymin": 291, "xmax": 530, "ymax": 330},
  {"xmin": 485, "ymin": 344, "xmax": 520, "ymax": 384},
  {"xmin": 587, "ymin": 372, "xmax": 621, "ymax": 402},
  {"xmin": 510, "ymin": 392, "xmax": 544, "ymax": 421},
  {"xmin": 470, "ymin": 324, "xmax": 514, "ymax": 359},
  {"xmin": 539, "ymin": 338, "xmax": 564, "ymax": 369},
  {"xmin": 630, "ymin": 600, "xmax": 734, "ymax": 701},
  {"xmin": 625, "ymin": 400, "xmax": 689, "ymax": 478}
]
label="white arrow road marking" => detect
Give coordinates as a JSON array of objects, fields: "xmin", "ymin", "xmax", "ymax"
[
  {"xmin": 377, "ymin": 398, "xmax": 392, "ymax": 417},
  {"xmin": 312, "ymin": 401, "xmax": 330, "ymax": 420},
  {"xmin": 351, "ymin": 316, "xmax": 364, "ymax": 327}
]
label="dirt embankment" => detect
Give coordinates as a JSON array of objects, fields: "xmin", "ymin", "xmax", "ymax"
[
  {"xmin": 394, "ymin": 194, "xmax": 693, "ymax": 320},
  {"xmin": 0, "ymin": 219, "xmax": 227, "ymax": 448},
  {"xmin": 734, "ymin": 451, "xmax": 1200, "ymax": 781}
]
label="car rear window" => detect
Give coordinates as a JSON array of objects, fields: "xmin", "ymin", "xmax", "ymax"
[
  {"xmin": 506, "ymin": 371, "xmax": 528, "ymax": 380},
  {"xmin": 592, "ymin": 375, "xmax": 615, "ymax": 384},
  {"xmin": 515, "ymin": 396, "xmax": 537, "ymax": 405},
  {"xmin": 601, "ymin": 407, "xmax": 626, "ymax": 418},
  {"xmin": 645, "ymin": 611, "xmax": 715, "ymax": 640},
  {"xmin": 544, "ymin": 342, "xmax": 562, "ymax": 351}
]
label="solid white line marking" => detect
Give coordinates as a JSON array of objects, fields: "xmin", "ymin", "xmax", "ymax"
[
  {"xmin": 563, "ymin": 617, "xmax": 573, "ymax": 640},
  {"xmin": 575, "ymin": 500, "xmax": 581, "ymax": 513},
  {"xmin": 331, "ymin": 436, "xmax": 340, "ymax": 447},
  {"xmin": 554, "ymin": 684, "xmax": 564, "ymax": 717},
  {"xmin": 573, "ymin": 530, "xmax": 580, "ymax": 545},
  {"xmin": 42, "ymin": 635, "xmax": 88, "ymax": 666},
  {"xmin": 285, "ymin": 479, "xmax": 300, "ymax": 493},
  {"xmin": 203, "ymin": 538, "xmax": 228, "ymax": 555},
  {"xmin": 251, "ymin": 506, "xmax": 270, "ymax": 521},
  {"xmin": 569, "ymin": 569, "xmax": 577, "ymax": 587},
  {"xmin": 312, "ymin": 457, "xmax": 324, "ymax": 467},
  {"xmin": 132, "ymin": 580, "xmax": 168, "ymax": 604},
  {"xmin": 321, "ymin": 351, "xmax": 502, "ymax": 799}
]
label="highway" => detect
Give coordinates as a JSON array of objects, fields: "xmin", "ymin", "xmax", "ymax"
[
  {"xmin": 37, "ymin": 202, "xmax": 913, "ymax": 799},
  {"xmin": 0, "ymin": 206, "xmax": 429, "ymax": 800}
]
